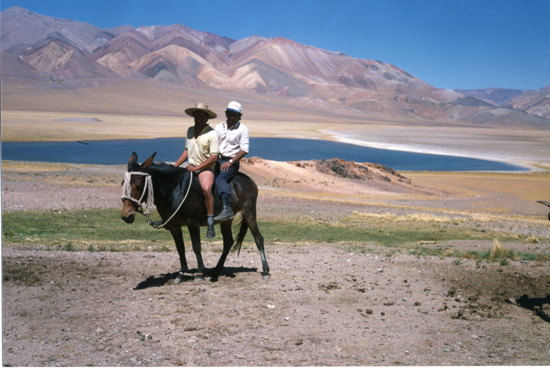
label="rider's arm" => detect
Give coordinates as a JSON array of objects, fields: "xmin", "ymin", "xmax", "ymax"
[
  {"xmin": 174, "ymin": 149, "xmax": 188, "ymax": 167},
  {"xmin": 191, "ymin": 154, "xmax": 218, "ymax": 171},
  {"xmin": 232, "ymin": 149, "xmax": 248, "ymax": 163},
  {"xmin": 220, "ymin": 149, "xmax": 247, "ymax": 171}
]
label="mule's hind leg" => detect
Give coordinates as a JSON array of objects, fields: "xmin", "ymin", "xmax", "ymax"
[
  {"xmin": 242, "ymin": 216, "xmax": 270, "ymax": 279},
  {"xmin": 168, "ymin": 226, "xmax": 188, "ymax": 284},
  {"xmin": 212, "ymin": 220, "xmax": 234, "ymax": 277}
]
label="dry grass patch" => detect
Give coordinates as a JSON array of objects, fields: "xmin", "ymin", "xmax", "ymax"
[
  {"xmin": 351, "ymin": 212, "xmax": 457, "ymax": 224},
  {"xmin": 2, "ymin": 161, "xmax": 121, "ymax": 187},
  {"xmin": 1, "ymin": 110, "xmax": 187, "ymax": 142},
  {"xmin": 351, "ymin": 210, "xmax": 547, "ymax": 226},
  {"xmin": 408, "ymin": 171, "xmax": 550, "ymax": 205},
  {"xmin": 1, "ymin": 161, "xmax": 77, "ymax": 172}
]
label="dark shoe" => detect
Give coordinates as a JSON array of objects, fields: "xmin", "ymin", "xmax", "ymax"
[
  {"xmin": 206, "ymin": 215, "xmax": 215, "ymax": 239},
  {"xmin": 214, "ymin": 196, "xmax": 234, "ymax": 221}
]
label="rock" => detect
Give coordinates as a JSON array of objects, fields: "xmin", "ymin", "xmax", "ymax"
[{"xmin": 137, "ymin": 331, "xmax": 151, "ymax": 341}]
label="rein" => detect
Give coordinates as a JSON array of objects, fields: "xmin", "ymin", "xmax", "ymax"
[{"xmin": 121, "ymin": 170, "xmax": 193, "ymax": 229}]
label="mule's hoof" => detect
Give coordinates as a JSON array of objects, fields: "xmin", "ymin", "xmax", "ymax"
[
  {"xmin": 174, "ymin": 273, "xmax": 184, "ymax": 284},
  {"xmin": 262, "ymin": 273, "xmax": 271, "ymax": 280},
  {"xmin": 194, "ymin": 273, "xmax": 205, "ymax": 283}
]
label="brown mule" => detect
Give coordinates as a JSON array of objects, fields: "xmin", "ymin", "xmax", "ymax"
[{"xmin": 120, "ymin": 152, "xmax": 270, "ymax": 283}]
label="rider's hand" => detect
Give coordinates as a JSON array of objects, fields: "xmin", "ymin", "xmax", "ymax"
[{"xmin": 220, "ymin": 161, "xmax": 232, "ymax": 171}]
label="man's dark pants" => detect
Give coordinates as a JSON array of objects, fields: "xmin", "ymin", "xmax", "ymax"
[{"xmin": 215, "ymin": 158, "xmax": 239, "ymax": 199}]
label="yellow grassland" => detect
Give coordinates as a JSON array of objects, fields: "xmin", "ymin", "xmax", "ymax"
[{"xmin": 0, "ymin": 110, "xmax": 340, "ymax": 142}]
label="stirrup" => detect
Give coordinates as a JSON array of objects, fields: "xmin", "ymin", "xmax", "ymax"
[{"xmin": 214, "ymin": 209, "xmax": 234, "ymax": 221}]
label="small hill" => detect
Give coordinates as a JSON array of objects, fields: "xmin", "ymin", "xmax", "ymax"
[{"xmin": 240, "ymin": 157, "xmax": 435, "ymax": 197}]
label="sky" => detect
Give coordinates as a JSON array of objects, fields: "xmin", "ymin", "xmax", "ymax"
[{"xmin": 1, "ymin": 0, "xmax": 549, "ymax": 91}]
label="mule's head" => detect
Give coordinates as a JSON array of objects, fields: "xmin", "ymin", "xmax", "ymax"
[{"xmin": 120, "ymin": 152, "xmax": 156, "ymax": 223}]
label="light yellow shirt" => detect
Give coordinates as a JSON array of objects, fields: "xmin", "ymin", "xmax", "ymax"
[{"xmin": 185, "ymin": 125, "xmax": 219, "ymax": 169}]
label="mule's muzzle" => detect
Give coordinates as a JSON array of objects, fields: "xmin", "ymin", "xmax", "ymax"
[
  {"xmin": 120, "ymin": 200, "xmax": 137, "ymax": 223},
  {"xmin": 121, "ymin": 212, "xmax": 136, "ymax": 223}
]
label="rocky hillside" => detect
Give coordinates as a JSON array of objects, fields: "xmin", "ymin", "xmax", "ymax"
[
  {"xmin": 240, "ymin": 157, "xmax": 429, "ymax": 196},
  {"xmin": 505, "ymin": 85, "xmax": 550, "ymax": 119},
  {"xmin": 2, "ymin": 6, "xmax": 549, "ymax": 126},
  {"xmin": 457, "ymin": 87, "xmax": 550, "ymax": 120}
]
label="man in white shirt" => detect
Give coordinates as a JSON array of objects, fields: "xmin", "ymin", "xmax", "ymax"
[{"xmin": 214, "ymin": 101, "xmax": 249, "ymax": 221}]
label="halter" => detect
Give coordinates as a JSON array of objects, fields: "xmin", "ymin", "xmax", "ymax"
[
  {"xmin": 121, "ymin": 170, "xmax": 193, "ymax": 229},
  {"xmin": 121, "ymin": 171, "xmax": 154, "ymax": 215}
]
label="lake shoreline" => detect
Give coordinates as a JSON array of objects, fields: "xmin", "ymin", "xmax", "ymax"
[
  {"xmin": 1, "ymin": 137, "xmax": 530, "ymax": 172},
  {"xmin": 324, "ymin": 129, "xmax": 543, "ymax": 172}
]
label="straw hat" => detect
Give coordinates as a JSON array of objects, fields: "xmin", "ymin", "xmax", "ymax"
[{"xmin": 185, "ymin": 103, "xmax": 217, "ymax": 119}]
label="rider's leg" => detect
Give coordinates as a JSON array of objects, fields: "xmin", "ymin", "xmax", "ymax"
[
  {"xmin": 214, "ymin": 159, "xmax": 237, "ymax": 221},
  {"xmin": 198, "ymin": 170, "xmax": 216, "ymax": 238}
]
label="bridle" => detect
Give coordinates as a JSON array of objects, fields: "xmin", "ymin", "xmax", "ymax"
[
  {"xmin": 121, "ymin": 171, "xmax": 154, "ymax": 214},
  {"xmin": 121, "ymin": 170, "xmax": 193, "ymax": 229}
]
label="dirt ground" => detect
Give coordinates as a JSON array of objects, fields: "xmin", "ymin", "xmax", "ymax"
[{"xmin": 2, "ymin": 160, "xmax": 550, "ymax": 366}]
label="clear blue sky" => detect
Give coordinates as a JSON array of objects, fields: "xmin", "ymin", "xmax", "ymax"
[{"xmin": 2, "ymin": 0, "xmax": 549, "ymax": 90}]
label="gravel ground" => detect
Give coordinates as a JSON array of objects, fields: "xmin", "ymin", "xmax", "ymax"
[
  {"xmin": 3, "ymin": 246, "xmax": 550, "ymax": 366},
  {"xmin": 2, "ymin": 160, "xmax": 550, "ymax": 366}
]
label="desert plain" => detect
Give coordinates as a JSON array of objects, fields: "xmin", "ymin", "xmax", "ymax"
[{"xmin": 2, "ymin": 81, "xmax": 550, "ymax": 366}]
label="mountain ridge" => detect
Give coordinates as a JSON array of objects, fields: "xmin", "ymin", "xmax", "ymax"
[{"xmin": 1, "ymin": 6, "xmax": 549, "ymax": 126}]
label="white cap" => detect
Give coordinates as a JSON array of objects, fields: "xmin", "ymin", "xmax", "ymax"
[{"xmin": 226, "ymin": 101, "xmax": 242, "ymax": 114}]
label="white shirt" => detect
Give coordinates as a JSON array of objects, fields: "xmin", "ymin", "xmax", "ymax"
[{"xmin": 215, "ymin": 121, "xmax": 249, "ymax": 157}]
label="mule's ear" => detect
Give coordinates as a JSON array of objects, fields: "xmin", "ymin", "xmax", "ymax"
[
  {"xmin": 128, "ymin": 152, "xmax": 138, "ymax": 171},
  {"xmin": 141, "ymin": 152, "xmax": 156, "ymax": 172}
]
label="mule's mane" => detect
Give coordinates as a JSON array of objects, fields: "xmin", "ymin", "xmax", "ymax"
[{"xmin": 149, "ymin": 162, "xmax": 186, "ymax": 177}]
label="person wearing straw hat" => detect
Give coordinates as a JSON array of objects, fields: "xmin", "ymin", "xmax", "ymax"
[
  {"xmin": 174, "ymin": 102, "xmax": 219, "ymax": 239},
  {"xmin": 214, "ymin": 101, "xmax": 249, "ymax": 221}
]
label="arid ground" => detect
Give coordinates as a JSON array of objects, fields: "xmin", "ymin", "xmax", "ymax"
[
  {"xmin": 2, "ymin": 153, "xmax": 550, "ymax": 366},
  {"xmin": 2, "ymin": 91, "xmax": 550, "ymax": 366}
]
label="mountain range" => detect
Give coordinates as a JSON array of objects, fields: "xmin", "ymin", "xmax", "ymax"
[{"xmin": 2, "ymin": 6, "xmax": 549, "ymax": 127}]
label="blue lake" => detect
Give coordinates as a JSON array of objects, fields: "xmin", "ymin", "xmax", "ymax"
[{"xmin": 1, "ymin": 137, "xmax": 526, "ymax": 172}]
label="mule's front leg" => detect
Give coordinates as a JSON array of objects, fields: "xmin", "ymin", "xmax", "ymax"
[
  {"xmin": 212, "ymin": 220, "xmax": 234, "ymax": 276},
  {"xmin": 168, "ymin": 226, "xmax": 189, "ymax": 284},
  {"xmin": 187, "ymin": 219, "xmax": 206, "ymax": 282}
]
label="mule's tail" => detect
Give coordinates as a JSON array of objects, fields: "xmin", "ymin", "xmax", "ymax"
[{"xmin": 231, "ymin": 213, "xmax": 248, "ymax": 256}]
